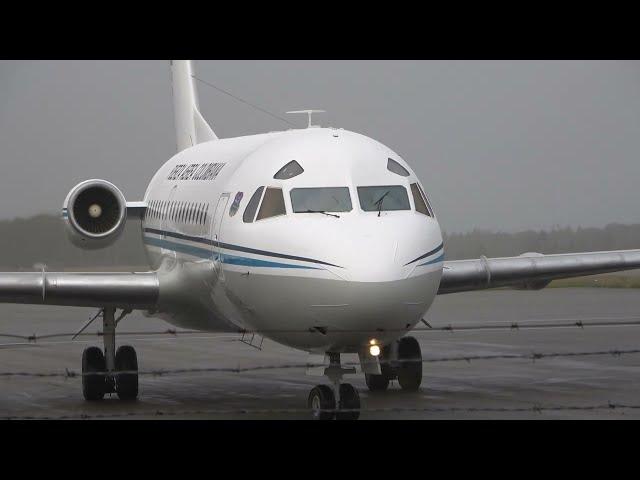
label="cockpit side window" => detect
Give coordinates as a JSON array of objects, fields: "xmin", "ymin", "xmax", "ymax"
[
  {"xmin": 411, "ymin": 183, "xmax": 431, "ymax": 217},
  {"xmin": 419, "ymin": 183, "xmax": 435, "ymax": 217},
  {"xmin": 243, "ymin": 186, "xmax": 264, "ymax": 223},
  {"xmin": 256, "ymin": 187, "xmax": 286, "ymax": 221},
  {"xmin": 357, "ymin": 185, "xmax": 411, "ymax": 212},
  {"xmin": 274, "ymin": 160, "xmax": 304, "ymax": 180},
  {"xmin": 387, "ymin": 158, "xmax": 410, "ymax": 177}
]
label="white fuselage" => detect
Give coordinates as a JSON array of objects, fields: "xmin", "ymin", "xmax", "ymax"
[{"xmin": 142, "ymin": 127, "xmax": 443, "ymax": 354}]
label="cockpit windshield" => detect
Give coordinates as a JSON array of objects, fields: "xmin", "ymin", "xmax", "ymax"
[
  {"xmin": 357, "ymin": 186, "xmax": 410, "ymax": 212},
  {"xmin": 290, "ymin": 187, "xmax": 353, "ymax": 213}
]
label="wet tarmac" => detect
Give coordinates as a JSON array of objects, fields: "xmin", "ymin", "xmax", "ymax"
[{"xmin": 1, "ymin": 288, "xmax": 639, "ymax": 419}]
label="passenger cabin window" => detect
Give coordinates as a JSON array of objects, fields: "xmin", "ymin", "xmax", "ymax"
[
  {"xmin": 357, "ymin": 186, "xmax": 411, "ymax": 212},
  {"xmin": 290, "ymin": 187, "xmax": 352, "ymax": 213},
  {"xmin": 148, "ymin": 200, "xmax": 209, "ymax": 225},
  {"xmin": 411, "ymin": 183, "xmax": 431, "ymax": 217},
  {"xmin": 387, "ymin": 158, "xmax": 410, "ymax": 177},
  {"xmin": 243, "ymin": 186, "xmax": 265, "ymax": 223},
  {"xmin": 256, "ymin": 187, "xmax": 286, "ymax": 221},
  {"xmin": 274, "ymin": 160, "xmax": 304, "ymax": 180}
]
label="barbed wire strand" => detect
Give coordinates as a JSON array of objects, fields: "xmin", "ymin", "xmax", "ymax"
[
  {"xmin": 3, "ymin": 402, "xmax": 640, "ymax": 420},
  {"xmin": 2, "ymin": 347, "xmax": 640, "ymax": 379},
  {"xmin": 3, "ymin": 318, "xmax": 640, "ymax": 346}
]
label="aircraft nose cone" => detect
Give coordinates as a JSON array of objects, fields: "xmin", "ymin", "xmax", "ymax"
[{"xmin": 342, "ymin": 237, "xmax": 404, "ymax": 282}]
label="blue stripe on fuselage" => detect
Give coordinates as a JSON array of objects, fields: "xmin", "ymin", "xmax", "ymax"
[
  {"xmin": 143, "ymin": 227, "xmax": 341, "ymax": 268},
  {"xmin": 143, "ymin": 236, "xmax": 320, "ymax": 270}
]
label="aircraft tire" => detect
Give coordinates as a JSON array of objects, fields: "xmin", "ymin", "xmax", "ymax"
[
  {"xmin": 82, "ymin": 346, "xmax": 106, "ymax": 401},
  {"xmin": 397, "ymin": 336, "xmax": 423, "ymax": 391},
  {"xmin": 308, "ymin": 384, "xmax": 336, "ymax": 420},
  {"xmin": 335, "ymin": 384, "xmax": 360, "ymax": 420},
  {"xmin": 365, "ymin": 373, "xmax": 389, "ymax": 391},
  {"xmin": 115, "ymin": 345, "xmax": 138, "ymax": 401}
]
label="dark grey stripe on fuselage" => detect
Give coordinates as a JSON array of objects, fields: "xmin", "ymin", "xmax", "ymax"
[{"xmin": 143, "ymin": 227, "xmax": 342, "ymax": 268}]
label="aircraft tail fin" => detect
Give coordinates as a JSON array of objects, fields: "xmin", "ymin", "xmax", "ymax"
[{"xmin": 170, "ymin": 60, "xmax": 218, "ymax": 152}]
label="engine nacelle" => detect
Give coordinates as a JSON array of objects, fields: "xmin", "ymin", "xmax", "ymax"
[{"xmin": 63, "ymin": 179, "xmax": 127, "ymax": 249}]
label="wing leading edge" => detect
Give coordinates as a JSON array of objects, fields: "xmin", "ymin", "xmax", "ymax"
[
  {"xmin": 438, "ymin": 249, "xmax": 640, "ymax": 295},
  {"xmin": 0, "ymin": 271, "xmax": 159, "ymax": 309}
]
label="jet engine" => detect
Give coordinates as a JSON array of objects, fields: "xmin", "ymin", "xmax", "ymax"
[{"xmin": 63, "ymin": 179, "xmax": 127, "ymax": 249}]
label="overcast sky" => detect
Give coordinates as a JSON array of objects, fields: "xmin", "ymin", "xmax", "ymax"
[{"xmin": 0, "ymin": 60, "xmax": 639, "ymax": 233}]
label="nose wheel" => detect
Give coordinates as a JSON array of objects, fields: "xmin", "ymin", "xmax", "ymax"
[
  {"xmin": 81, "ymin": 307, "xmax": 139, "ymax": 401},
  {"xmin": 308, "ymin": 353, "xmax": 361, "ymax": 420},
  {"xmin": 308, "ymin": 385, "xmax": 336, "ymax": 420}
]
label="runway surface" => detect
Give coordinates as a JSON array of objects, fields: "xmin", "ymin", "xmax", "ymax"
[{"xmin": 1, "ymin": 288, "xmax": 640, "ymax": 420}]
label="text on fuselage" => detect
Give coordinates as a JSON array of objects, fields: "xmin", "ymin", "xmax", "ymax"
[{"xmin": 167, "ymin": 163, "xmax": 226, "ymax": 181}]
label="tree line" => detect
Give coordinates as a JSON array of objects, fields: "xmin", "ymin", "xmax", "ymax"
[
  {"xmin": 0, "ymin": 214, "xmax": 148, "ymax": 270},
  {"xmin": 443, "ymin": 224, "xmax": 640, "ymax": 260}
]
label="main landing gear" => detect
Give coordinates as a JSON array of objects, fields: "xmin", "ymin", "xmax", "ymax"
[
  {"xmin": 365, "ymin": 336, "xmax": 422, "ymax": 392},
  {"xmin": 81, "ymin": 307, "xmax": 139, "ymax": 401},
  {"xmin": 308, "ymin": 353, "xmax": 360, "ymax": 420}
]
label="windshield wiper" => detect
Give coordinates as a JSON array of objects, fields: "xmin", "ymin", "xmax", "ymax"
[
  {"xmin": 373, "ymin": 191, "xmax": 391, "ymax": 217},
  {"xmin": 302, "ymin": 210, "xmax": 340, "ymax": 218}
]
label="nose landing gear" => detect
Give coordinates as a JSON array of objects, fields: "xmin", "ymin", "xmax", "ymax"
[
  {"xmin": 364, "ymin": 336, "xmax": 423, "ymax": 392},
  {"xmin": 81, "ymin": 307, "xmax": 139, "ymax": 401},
  {"xmin": 308, "ymin": 352, "xmax": 360, "ymax": 420}
]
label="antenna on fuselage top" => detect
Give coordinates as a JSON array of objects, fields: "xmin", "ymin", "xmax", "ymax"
[{"xmin": 286, "ymin": 110, "xmax": 326, "ymax": 128}]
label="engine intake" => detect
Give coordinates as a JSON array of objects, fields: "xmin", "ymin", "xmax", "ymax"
[{"xmin": 63, "ymin": 179, "xmax": 127, "ymax": 249}]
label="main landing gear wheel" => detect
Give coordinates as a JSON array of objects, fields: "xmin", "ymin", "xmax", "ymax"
[
  {"xmin": 115, "ymin": 345, "xmax": 139, "ymax": 401},
  {"xmin": 397, "ymin": 336, "xmax": 423, "ymax": 391},
  {"xmin": 308, "ymin": 385, "xmax": 336, "ymax": 421},
  {"xmin": 80, "ymin": 308, "xmax": 139, "ymax": 402},
  {"xmin": 335, "ymin": 384, "xmax": 360, "ymax": 420},
  {"xmin": 365, "ymin": 373, "xmax": 390, "ymax": 391},
  {"xmin": 82, "ymin": 346, "xmax": 106, "ymax": 401}
]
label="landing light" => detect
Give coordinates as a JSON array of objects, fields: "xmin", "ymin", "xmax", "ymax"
[{"xmin": 369, "ymin": 345, "xmax": 381, "ymax": 357}]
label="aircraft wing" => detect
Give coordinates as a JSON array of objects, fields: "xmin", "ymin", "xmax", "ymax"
[
  {"xmin": 0, "ymin": 271, "xmax": 159, "ymax": 309},
  {"xmin": 437, "ymin": 249, "xmax": 640, "ymax": 294}
]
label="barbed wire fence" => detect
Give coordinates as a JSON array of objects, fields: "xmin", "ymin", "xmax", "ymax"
[
  {"xmin": 3, "ymin": 316, "xmax": 640, "ymax": 345},
  {"xmin": 2, "ymin": 319, "xmax": 640, "ymax": 418},
  {"xmin": 4, "ymin": 402, "xmax": 640, "ymax": 420},
  {"xmin": 1, "ymin": 346, "xmax": 640, "ymax": 379}
]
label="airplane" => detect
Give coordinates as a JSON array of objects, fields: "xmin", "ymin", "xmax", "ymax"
[{"xmin": 2, "ymin": 60, "xmax": 640, "ymax": 420}]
